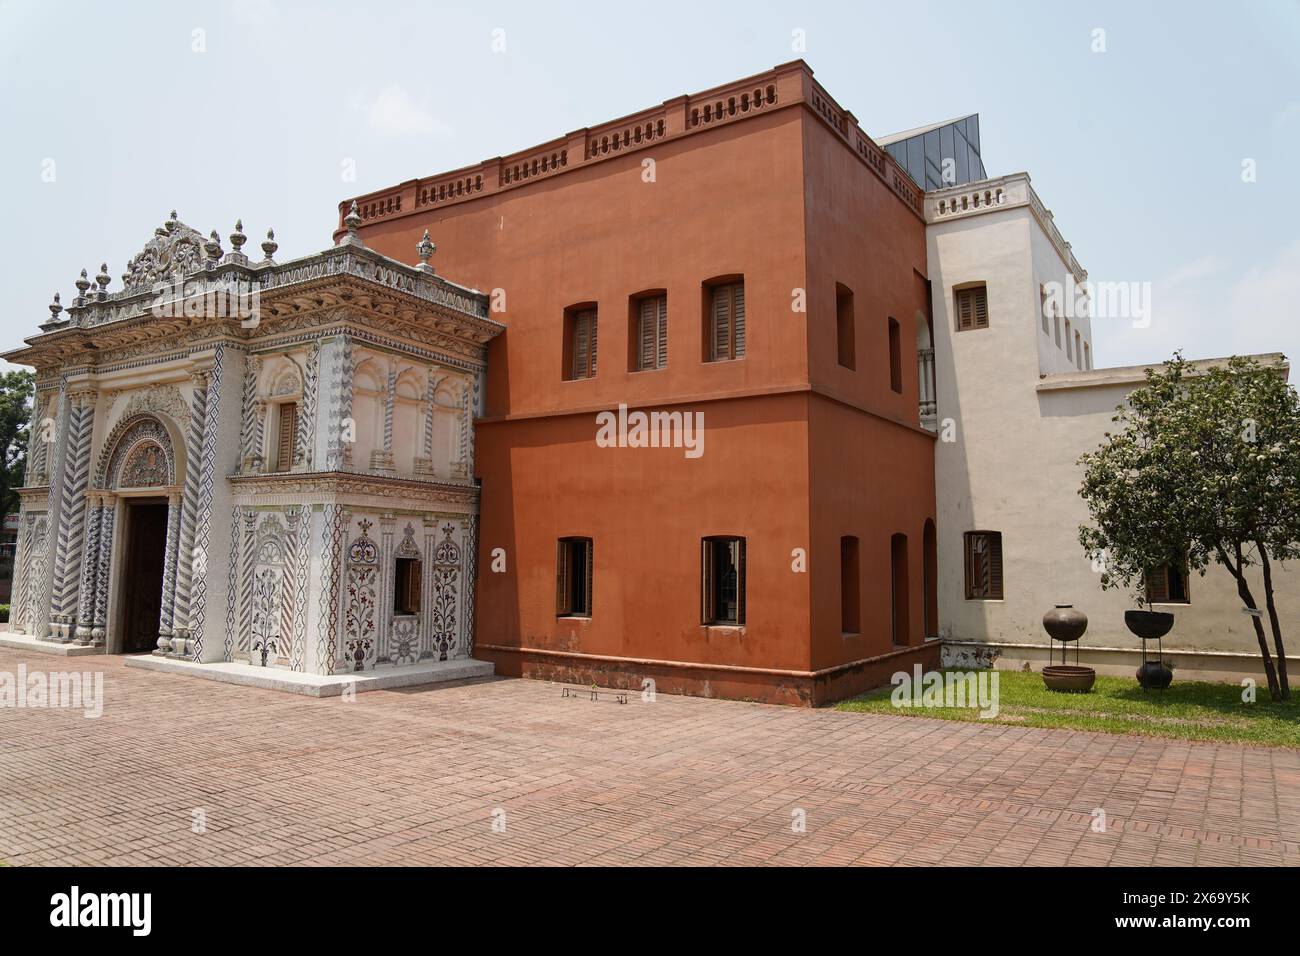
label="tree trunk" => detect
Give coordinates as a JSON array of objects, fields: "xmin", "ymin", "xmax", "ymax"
[
  {"xmin": 1256, "ymin": 542, "xmax": 1291, "ymax": 701},
  {"xmin": 1220, "ymin": 542, "xmax": 1281, "ymax": 700}
]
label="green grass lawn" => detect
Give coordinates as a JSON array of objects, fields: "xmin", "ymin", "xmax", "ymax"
[{"xmin": 836, "ymin": 669, "xmax": 1300, "ymax": 748}]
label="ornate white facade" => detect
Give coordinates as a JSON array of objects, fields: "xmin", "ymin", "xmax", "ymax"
[{"xmin": 4, "ymin": 208, "xmax": 503, "ymax": 677}]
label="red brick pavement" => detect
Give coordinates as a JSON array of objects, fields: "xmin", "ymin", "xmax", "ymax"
[{"xmin": 1, "ymin": 647, "xmax": 1296, "ymax": 866}]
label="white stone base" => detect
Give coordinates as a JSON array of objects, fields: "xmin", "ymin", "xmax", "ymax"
[
  {"xmin": 123, "ymin": 654, "xmax": 494, "ymax": 697},
  {"xmin": 0, "ymin": 632, "xmax": 104, "ymax": 657}
]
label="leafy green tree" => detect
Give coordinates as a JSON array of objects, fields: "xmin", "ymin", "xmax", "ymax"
[
  {"xmin": 1078, "ymin": 354, "xmax": 1300, "ymax": 701},
  {"xmin": 0, "ymin": 369, "xmax": 34, "ymax": 527}
]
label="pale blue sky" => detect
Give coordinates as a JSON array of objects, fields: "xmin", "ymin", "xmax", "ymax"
[{"xmin": 2, "ymin": 0, "xmax": 1297, "ymax": 370}]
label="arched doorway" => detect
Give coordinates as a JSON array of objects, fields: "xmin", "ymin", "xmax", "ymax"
[{"xmin": 89, "ymin": 414, "xmax": 181, "ymax": 654}]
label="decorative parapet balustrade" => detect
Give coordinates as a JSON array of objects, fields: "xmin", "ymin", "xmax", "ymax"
[
  {"xmin": 339, "ymin": 59, "xmax": 928, "ymax": 232},
  {"xmin": 925, "ymin": 173, "xmax": 1087, "ymax": 283}
]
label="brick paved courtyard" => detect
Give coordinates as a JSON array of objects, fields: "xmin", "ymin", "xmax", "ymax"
[{"xmin": 1, "ymin": 646, "xmax": 1297, "ymax": 866}]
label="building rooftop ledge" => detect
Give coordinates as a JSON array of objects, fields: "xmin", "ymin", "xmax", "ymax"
[{"xmin": 1037, "ymin": 352, "xmax": 1290, "ymax": 391}]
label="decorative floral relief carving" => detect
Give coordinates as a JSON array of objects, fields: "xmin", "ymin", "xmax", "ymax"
[
  {"xmin": 344, "ymin": 519, "xmax": 378, "ymax": 672},
  {"xmin": 431, "ymin": 523, "xmax": 462, "ymax": 661},
  {"xmin": 119, "ymin": 441, "xmax": 169, "ymax": 488},
  {"xmin": 121, "ymin": 219, "xmax": 207, "ymax": 295}
]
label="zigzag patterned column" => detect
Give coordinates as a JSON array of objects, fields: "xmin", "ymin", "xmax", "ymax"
[
  {"xmin": 186, "ymin": 347, "xmax": 223, "ymax": 662},
  {"xmin": 10, "ymin": 509, "xmax": 33, "ymax": 634},
  {"xmin": 90, "ymin": 494, "xmax": 117, "ymax": 646},
  {"xmin": 465, "ymin": 515, "xmax": 479, "ymax": 656},
  {"xmin": 35, "ymin": 381, "xmax": 70, "ymax": 642},
  {"xmin": 53, "ymin": 390, "xmax": 97, "ymax": 642},
  {"xmin": 295, "ymin": 343, "xmax": 319, "ymax": 470},
  {"xmin": 172, "ymin": 368, "xmax": 209, "ymax": 658},
  {"xmin": 153, "ymin": 491, "xmax": 182, "ymax": 654},
  {"xmin": 315, "ymin": 504, "xmax": 346, "ymax": 675},
  {"xmin": 238, "ymin": 356, "xmax": 261, "ymax": 472},
  {"xmin": 73, "ymin": 495, "xmax": 103, "ymax": 643},
  {"xmin": 236, "ymin": 509, "xmax": 256, "ymax": 661}
]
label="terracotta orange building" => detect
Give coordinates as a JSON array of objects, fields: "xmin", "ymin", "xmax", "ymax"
[{"xmin": 339, "ymin": 61, "xmax": 939, "ymax": 705}]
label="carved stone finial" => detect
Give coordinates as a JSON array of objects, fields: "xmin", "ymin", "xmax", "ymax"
[
  {"xmin": 205, "ymin": 229, "xmax": 223, "ymax": 262},
  {"xmin": 416, "ymin": 229, "xmax": 436, "ymax": 273},
  {"xmin": 229, "ymin": 219, "xmax": 246, "ymax": 254},
  {"xmin": 260, "ymin": 228, "xmax": 278, "ymax": 262},
  {"xmin": 165, "ymin": 210, "xmax": 179, "ymax": 233},
  {"xmin": 95, "ymin": 262, "xmax": 111, "ymax": 293},
  {"xmin": 48, "ymin": 291, "xmax": 63, "ymax": 319},
  {"xmin": 344, "ymin": 200, "xmax": 363, "ymax": 231},
  {"xmin": 338, "ymin": 201, "xmax": 365, "ymax": 248},
  {"xmin": 75, "ymin": 268, "xmax": 91, "ymax": 296}
]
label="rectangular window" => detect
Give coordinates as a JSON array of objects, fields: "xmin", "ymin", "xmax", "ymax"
[
  {"xmin": 840, "ymin": 535, "xmax": 859, "ymax": 634},
  {"xmin": 954, "ymin": 285, "xmax": 988, "ymax": 331},
  {"xmin": 394, "ymin": 557, "xmax": 422, "ymax": 614},
  {"xmin": 888, "ymin": 317, "xmax": 902, "ymax": 393},
  {"xmin": 633, "ymin": 294, "xmax": 667, "ymax": 371},
  {"xmin": 565, "ymin": 307, "xmax": 598, "ymax": 380},
  {"xmin": 1084, "ymin": 342, "xmax": 1092, "ymax": 370},
  {"xmin": 964, "ymin": 530, "xmax": 1003, "ymax": 600},
  {"xmin": 836, "ymin": 284, "xmax": 855, "ymax": 370},
  {"xmin": 707, "ymin": 281, "xmax": 746, "ymax": 361},
  {"xmin": 1074, "ymin": 331, "xmax": 1083, "ymax": 369},
  {"xmin": 1146, "ymin": 561, "xmax": 1190, "ymax": 604},
  {"xmin": 1065, "ymin": 319, "xmax": 1073, "ymax": 360},
  {"xmin": 701, "ymin": 536, "xmax": 745, "ymax": 626},
  {"xmin": 1040, "ymin": 285, "xmax": 1050, "ymax": 334},
  {"xmin": 275, "ymin": 402, "xmax": 298, "ymax": 472},
  {"xmin": 556, "ymin": 537, "xmax": 593, "ymax": 617},
  {"xmin": 1054, "ymin": 311, "xmax": 1062, "ymax": 347}
]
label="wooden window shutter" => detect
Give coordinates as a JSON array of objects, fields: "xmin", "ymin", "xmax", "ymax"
[
  {"xmin": 732, "ymin": 284, "xmax": 746, "ymax": 357},
  {"xmin": 957, "ymin": 287, "xmax": 988, "ymax": 331},
  {"xmin": 1146, "ymin": 565, "xmax": 1169, "ymax": 604},
  {"xmin": 556, "ymin": 540, "xmax": 571, "ymax": 615},
  {"xmin": 701, "ymin": 539, "xmax": 714, "ymax": 623},
  {"xmin": 583, "ymin": 538, "xmax": 593, "ymax": 615},
  {"xmin": 277, "ymin": 403, "xmax": 297, "ymax": 471},
  {"xmin": 638, "ymin": 299, "xmax": 655, "ymax": 370},
  {"xmin": 572, "ymin": 310, "xmax": 597, "ymax": 380},
  {"xmin": 973, "ymin": 287, "xmax": 988, "ymax": 328},
  {"xmin": 988, "ymin": 532, "xmax": 1003, "ymax": 599},
  {"xmin": 655, "ymin": 295, "xmax": 668, "ymax": 368},
  {"xmin": 711, "ymin": 286, "xmax": 732, "ymax": 361},
  {"xmin": 735, "ymin": 538, "xmax": 746, "ymax": 625}
]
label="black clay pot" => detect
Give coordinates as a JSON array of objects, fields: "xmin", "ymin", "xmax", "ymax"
[
  {"xmin": 1137, "ymin": 660, "xmax": 1173, "ymax": 690},
  {"xmin": 1125, "ymin": 609, "xmax": 1174, "ymax": 640},
  {"xmin": 1042, "ymin": 604, "xmax": 1088, "ymax": 642}
]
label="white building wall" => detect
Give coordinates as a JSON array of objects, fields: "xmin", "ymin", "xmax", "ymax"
[{"xmin": 927, "ymin": 175, "xmax": 1298, "ymax": 681}]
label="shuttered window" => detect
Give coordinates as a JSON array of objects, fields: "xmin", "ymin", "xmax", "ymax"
[
  {"xmin": 955, "ymin": 285, "xmax": 988, "ymax": 331},
  {"xmin": 1145, "ymin": 561, "xmax": 1189, "ymax": 604},
  {"xmin": 275, "ymin": 402, "xmax": 298, "ymax": 472},
  {"xmin": 888, "ymin": 317, "xmax": 902, "ymax": 393},
  {"xmin": 556, "ymin": 537, "xmax": 593, "ymax": 617},
  {"xmin": 702, "ymin": 536, "xmax": 745, "ymax": 626},
  {"xmin": 963, "ymin": 530, "xmax": 1003, "ymax": 600},
  {"xmin": 708, "ymin": 282, "xmax": 746, "ymax": 361},
  {"xmin": 394, "ymin": 558, "xmax": 422, "ymax": 614},
  {"xmin": 636, "ymin": 295, "xmax": 668, "ymax": 370},
  {"xmin": 569, "ymin": 308, "xmax": 598, "ymax": 380}
]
